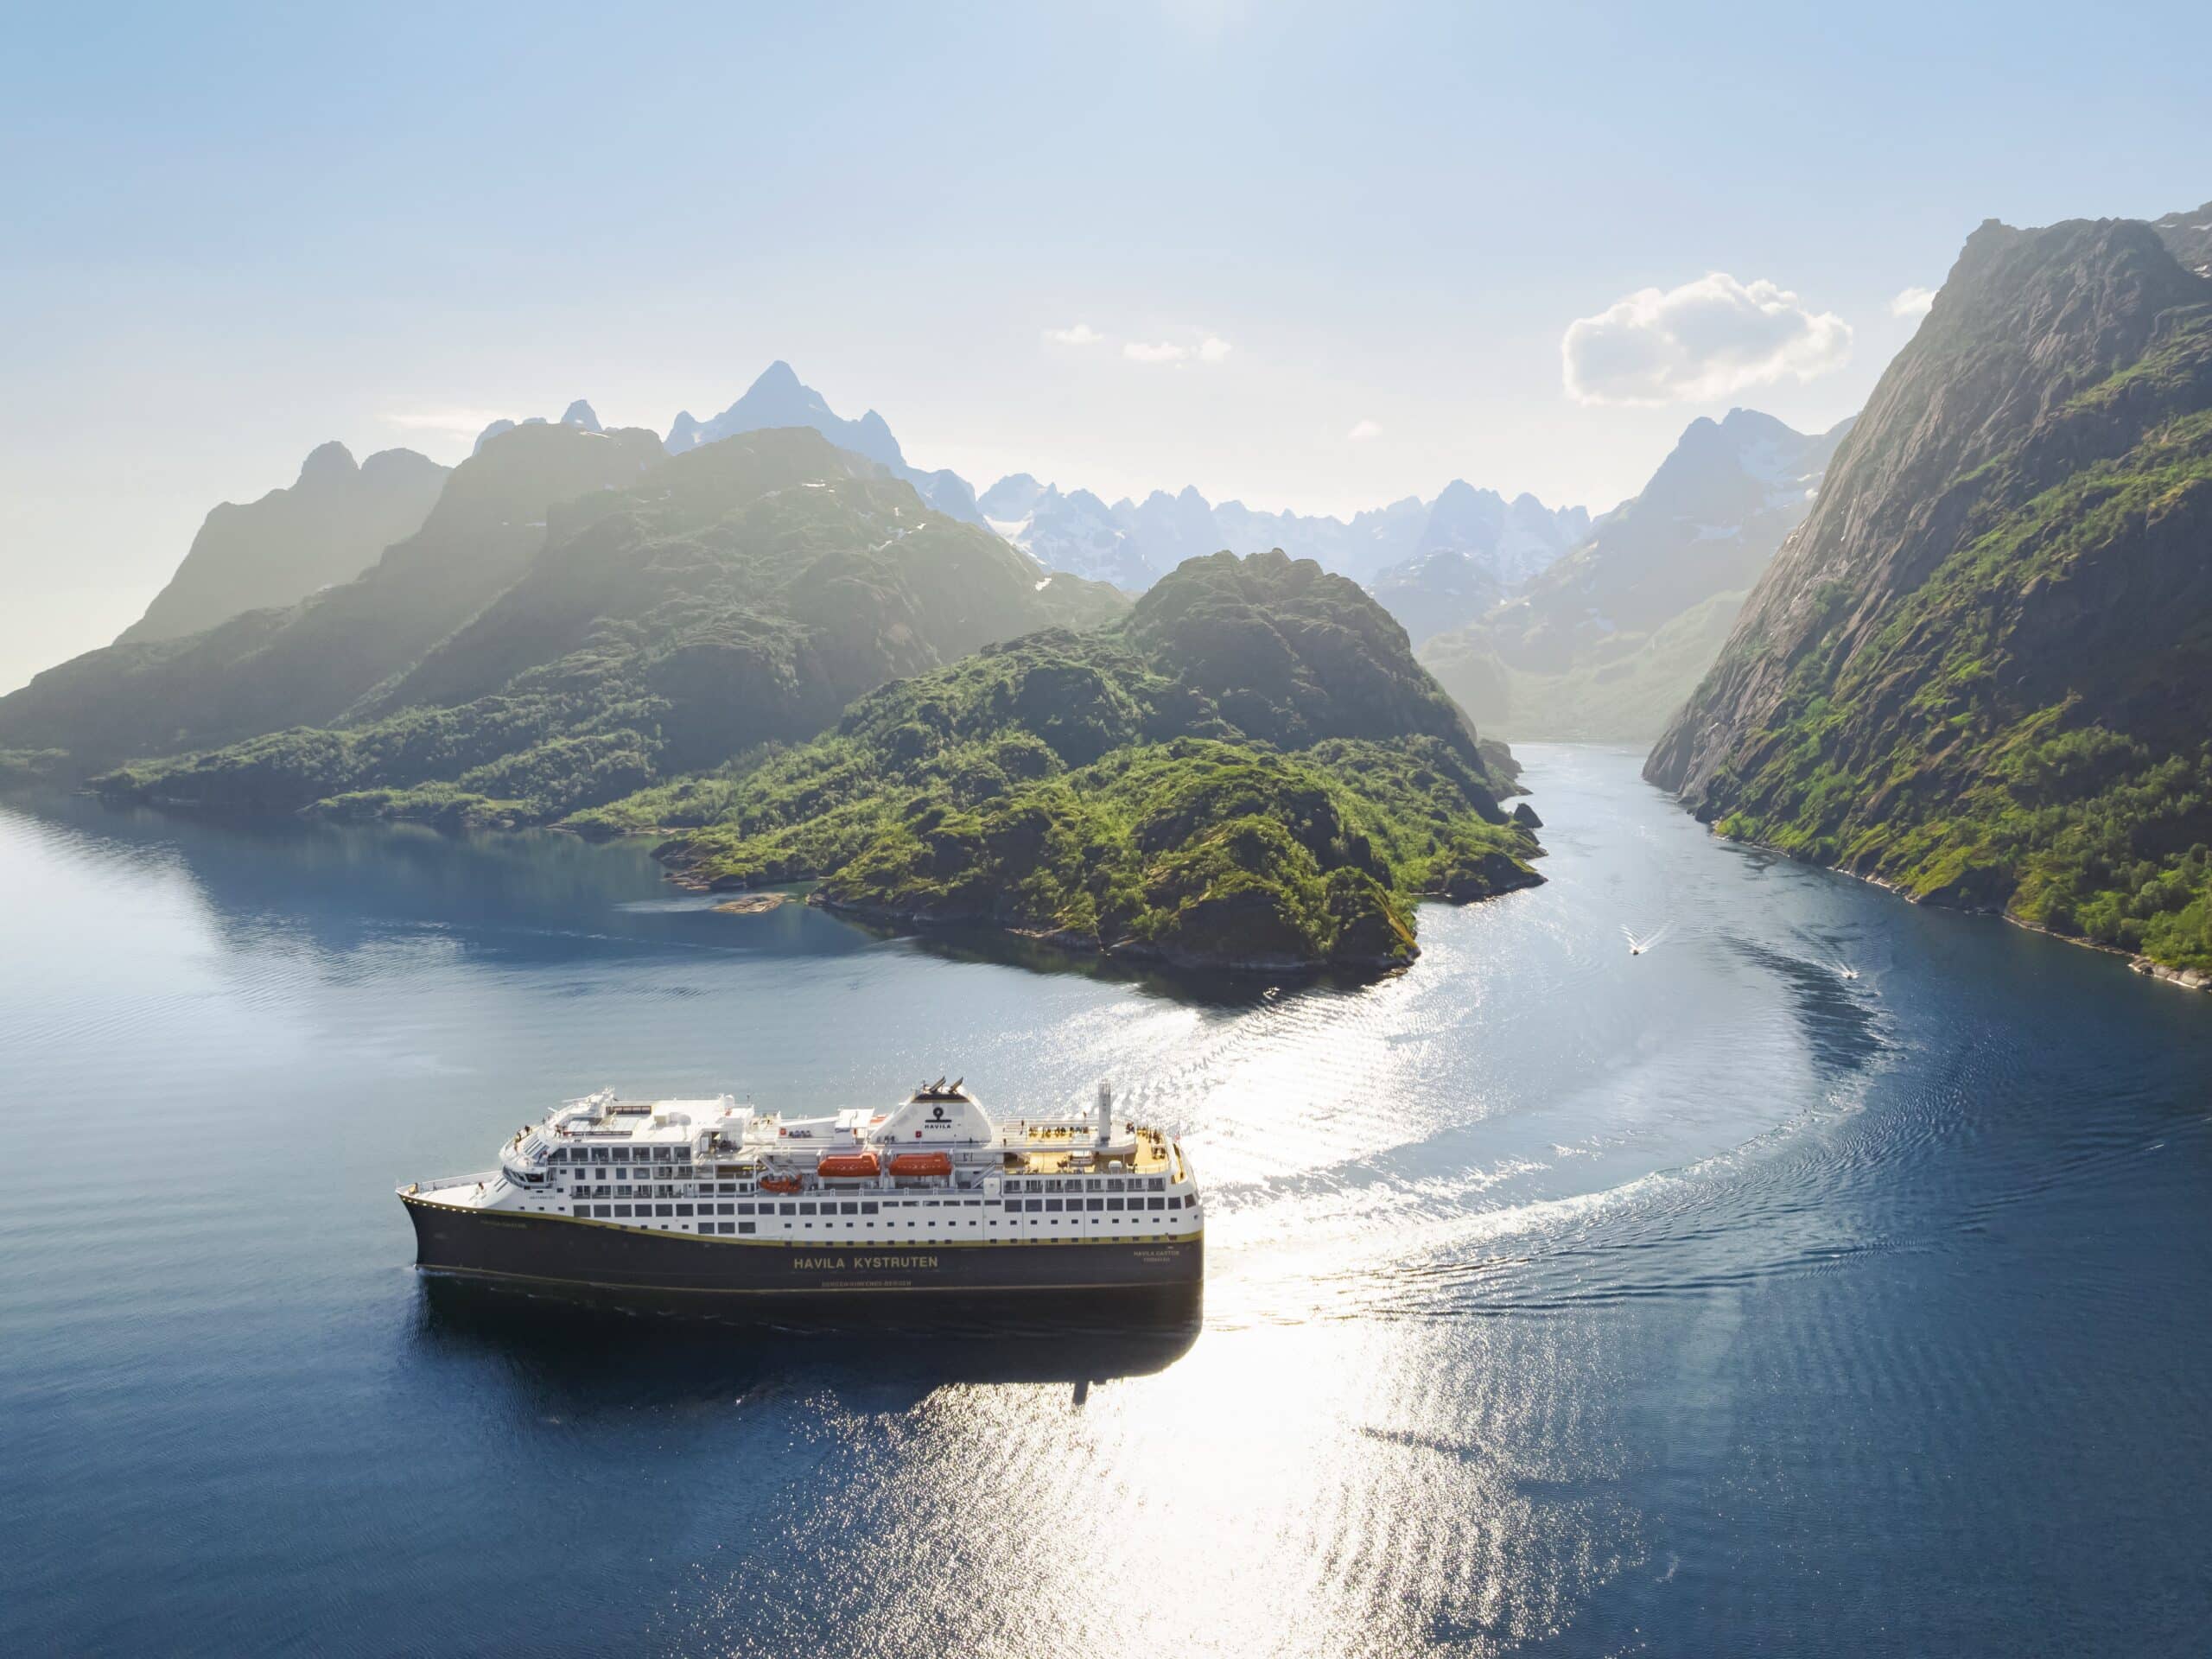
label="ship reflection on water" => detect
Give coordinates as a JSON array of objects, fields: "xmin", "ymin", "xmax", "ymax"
[{"xmin": 411, "ymin": 1274, "xmax": 1203, "ymax": 1402}]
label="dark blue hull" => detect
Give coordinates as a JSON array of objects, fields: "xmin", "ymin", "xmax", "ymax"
[{"xmin": 403, "ymin": 1195, "xmax": 1204, "ymax": 1312}]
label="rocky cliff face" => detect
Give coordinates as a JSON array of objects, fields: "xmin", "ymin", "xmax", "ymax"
[{"xmin": 1645, "ymin": 206, "xmax": 2212, "ymax": 971}]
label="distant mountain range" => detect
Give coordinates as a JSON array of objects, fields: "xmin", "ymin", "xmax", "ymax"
[
  {"xmin": 981, "ymin": 473, "xmax": 1590, "ymax": 595},
  {"xmin": 1420, "ymin": 408, "xmax": 1854, "ymax": 740},
  {"xmin": 106, "ymin": 362, "xmax": 1599, "ymax": 664}
]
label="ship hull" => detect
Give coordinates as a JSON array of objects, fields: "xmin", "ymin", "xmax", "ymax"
[{"xmin": 403, "ymin": 1195, "xmax": 1204, "ymax": 1310}]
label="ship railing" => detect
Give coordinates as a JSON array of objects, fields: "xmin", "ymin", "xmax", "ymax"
[{"xmin": 407, "ymin": 1169, "xmax": 499, "ymax": 1196}]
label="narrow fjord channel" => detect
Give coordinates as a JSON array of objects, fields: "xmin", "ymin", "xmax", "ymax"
[{"xmin": 4, "ymin": 744, "xmax": 2209, "ymax": 1656}]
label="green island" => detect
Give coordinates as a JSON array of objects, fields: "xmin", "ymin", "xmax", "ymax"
[{"xmin": 581, "ymin": 554, "xmax": 1542, "ymax": 971}]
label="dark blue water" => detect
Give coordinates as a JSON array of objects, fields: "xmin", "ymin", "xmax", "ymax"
[{"xmin": 4, "ymin": 745, "xmax": 2209, "ymax": 1656}]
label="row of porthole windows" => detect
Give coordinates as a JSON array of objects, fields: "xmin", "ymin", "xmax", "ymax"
[{"xmin": 1004, "ymin": 1175, "xmax": 1169, "ymax": 1194}]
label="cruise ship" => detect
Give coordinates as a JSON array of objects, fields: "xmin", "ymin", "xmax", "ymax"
[{"xmin": 399, "ymin": 1080, "xmax": 1203, "ymax": 1308}]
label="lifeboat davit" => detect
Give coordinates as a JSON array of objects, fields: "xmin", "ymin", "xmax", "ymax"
[
  {"xmin": 889, "ymin": 1151, "xmax": 952, "ymax": 1178},
  {"xmin": 817, "ymin": 1151, "xmax": 880, "ymax": 1179},
  {"xmin": 759, "ymin": 1175, "xmax": 802, "ymax": 1194}
]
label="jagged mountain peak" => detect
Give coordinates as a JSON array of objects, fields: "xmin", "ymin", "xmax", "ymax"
[
  {"xmin": 473, "ymin": 401, "xmax": 604, "ymax": 455},
  {"xmin": 298, "ymin": 440, "xmax": 359, "ymax": 482},
  {"xmin": 656, "ymin": 361, "xmax": 981, "ymax": 521}
]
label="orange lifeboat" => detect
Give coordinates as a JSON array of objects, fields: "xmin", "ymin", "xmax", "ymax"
[
  {"xmin": 817, "ymin": 1151, "xmax": 881, "ymax": 1180},
  {"xmin": 890, "ymin": 1151, "xmax": 952, "ymax": 1178},
  {"xmin": 759, "ymin": 1175, "xmax": 802, "ymax": 1194}
]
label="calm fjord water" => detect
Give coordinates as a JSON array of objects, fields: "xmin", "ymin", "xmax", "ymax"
[{"xmin": 3, "ymin": 745, "xmax": 2209, "ymax": 1656}]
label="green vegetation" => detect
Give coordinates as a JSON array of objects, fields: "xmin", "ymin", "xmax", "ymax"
[
  {"xmin": 82, "ymin": 430, "xmax": 1125, "ymax": 823},
  {"xmin": 1691, "ymin": 305, "xmax": 2212, "ymax": 971},
  {"xmin": 0, "ymin": 747, "xmax": 68, "ymax": 785},
  {"xmin": 601, "ymin": 556, "xmax": 1541, "ymax": 972}
]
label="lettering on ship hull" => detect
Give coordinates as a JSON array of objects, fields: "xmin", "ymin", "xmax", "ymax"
[{"xmin": 792, "ymin": 1255, "xmax": 941, "ymax": 1271}]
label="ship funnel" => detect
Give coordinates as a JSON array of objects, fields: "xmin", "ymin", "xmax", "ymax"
[{"xmin": 1095, "ymin": 1081, "xmax": 1112, "ymax": 1144}]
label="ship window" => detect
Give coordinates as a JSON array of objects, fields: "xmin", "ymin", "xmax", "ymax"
[
  {"xmin": 613, "ymin": 1204, "xmax": 632, "ymax": 1217},
  {"xmin": 1020, "ymin": 1198, "xmax": 1039, "ymax": 1212},
  {"xmin": 1106, "ymin": 1178, "xmax": 1125, "ymax": 1192},
  {"xmin": 1168, "ymin": 1196, "xmax": 1182, "ymax": 1210},
  {"xmin": 840, "ymin": 1202, "xmax": 859, "ymax": 1216},
  {"xmin": 1149, "ymin": 1177, "xmax": 1165, "ymax": 1192},
  {"xmin": 676, "ymin": 1204, "xmax": 694, "ymax": 1217},
  {"xmin": 779, "ymin": 1203, "xmax": 796, "ymax": 1216},
  {"xmin": 653, "ymin": 1147, "xmax": 671, "ymax": 1161},
  {"xmin": 1148, "ymin": 1197, "xmax": 1166, "ymax": 1211},
  {"xmin": 1086, "ymin": 1198, "xmax": 1104, "ymax": 1212},
  {"xmin": 736, "ymin": 1204, "xmax": 755, "ymax": 1217},
  {"xmin": 655, "ymin": 1204, "xmax": 673, "ymax": 1217},
  {"xmin": 594, "ymin": 1205, "xmax": 612, "ymax": 1217},
  {"xmin": 739, "ymin": 1223, "xmax": 756, "ymax": 1235},
  {"xmin": 1107, "ymin": 1197, "xmax": 1126, "ymax": 1211},
  {"xmin": 1045, "ymin": 1198, "xmax": 1064, "ymax": 1213},
  {"xmin": 798, "ymin": 1203, "xmax": 817, "ymax": 1216},
  {"xmin": 861, "ymin": 1201, "xmax": 879, "ymax": 1216},
  {"xmin": 715, "ymin": 1203, "xmax": 733, "ymax": 1216}
]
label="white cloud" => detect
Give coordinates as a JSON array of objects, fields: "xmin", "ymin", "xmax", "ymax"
[
  {"xmin": 1347, "ymin": 418, "xmax": 1382, "ymax": 441},
  {"xmin": 381, "ymin": 404, "xmax": 512, "ymax": 439},
  {"xmin": 1046, "ymin": 321, "xmax": 1103, "ymax": 346},
  {"xmin": 1889, "ymin": 284, "xmax": 1937, "ymax": 319},
  {"xmin": 1122, "ymin": 333, "xmax": 1230, "ymax": 366},
  {"xmin": 1560, "ymin": 272, "xmax": 1853, "ymax": 406}
]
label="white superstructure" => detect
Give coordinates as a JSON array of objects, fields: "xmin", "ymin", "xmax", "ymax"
[{"xmin": 402, "ymin": 1079, "xmax": 1204, "ymax": 1249}]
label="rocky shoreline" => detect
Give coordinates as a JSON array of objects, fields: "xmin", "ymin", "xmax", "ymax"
[{"xmin": 1716, "ymin": 829, "xmax": 2212, "ymax": 995}]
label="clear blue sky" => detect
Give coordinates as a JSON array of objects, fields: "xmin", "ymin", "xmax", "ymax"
[{"xmin": 3, "ymin": 0, "xmax": 2207, "ymax": 689}]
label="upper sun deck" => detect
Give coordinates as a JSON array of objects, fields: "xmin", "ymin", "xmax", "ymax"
[{"xmin": 502, "ymin": 1082, "xmax": 1170, "ymax": 1180}]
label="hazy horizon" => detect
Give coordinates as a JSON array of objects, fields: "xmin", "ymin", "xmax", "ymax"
[{"xmin": 3, "ymin": 0, "xmax": 2207, "ymax": 692}]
